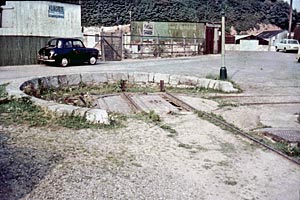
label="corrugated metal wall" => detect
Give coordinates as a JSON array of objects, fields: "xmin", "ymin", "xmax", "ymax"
[
  {"xmin": 131, "ymin": 21, "xmax": 205, "ymax": 39},
  {"xmin": 0, "ymin": 1, "xmax": 82, "ymax": 66},
  {"xmin": 0, "ymin": 36, "xmax": 52, "ymax": 66},
  {"xmin": 0, "ymin": 1, "xmax": 82, "ymax": 37}
]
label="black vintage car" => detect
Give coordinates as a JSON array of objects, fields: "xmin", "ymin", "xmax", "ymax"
[{"xmin": 38, "ymin": 38, "xmax": 99, "ymax": 67}]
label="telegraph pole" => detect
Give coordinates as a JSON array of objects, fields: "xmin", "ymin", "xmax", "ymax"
[
  {"xmin": 220, "ymin": 0, "xmax": 227, "ymax": 80},
  {"xmin": 288, "ymin": 0, "xmax": 293, "ymax": 38}
]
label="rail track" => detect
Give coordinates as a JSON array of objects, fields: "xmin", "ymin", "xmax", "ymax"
[{"xmin": 162, "ymin": 92, "xmax": 300, "ymax": 166}]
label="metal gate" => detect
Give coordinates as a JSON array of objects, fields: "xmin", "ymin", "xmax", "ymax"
[{"xmin": 101, "ymin": 33, "xmax": 122, "ymax": 61}]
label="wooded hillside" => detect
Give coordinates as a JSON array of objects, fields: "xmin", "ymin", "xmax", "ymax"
[{"xmin": 81, "ymin": 0, "xmax": 299, "ymax": 33}]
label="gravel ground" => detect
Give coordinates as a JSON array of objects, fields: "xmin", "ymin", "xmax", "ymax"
[{"xmin": 1, "ymin": 113, "xmax": 300, "ymax": 200}]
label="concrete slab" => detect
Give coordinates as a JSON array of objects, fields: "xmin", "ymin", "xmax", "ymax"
[
  {"xmin": 131, "ymin": 94, "xmax": 179, "ymax": 114},
  {"xmin": 96, "ymin": 95, "xmax": 133, "ymax": 114}
]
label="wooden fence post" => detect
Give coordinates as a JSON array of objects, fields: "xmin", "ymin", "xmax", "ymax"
[{"xmin": 101, "ymin": 29, "xmax": 105, "ymax": 62}]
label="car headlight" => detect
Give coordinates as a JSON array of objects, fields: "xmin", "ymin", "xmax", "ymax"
[{"xmin": 50, "ymin": 50, "xmax": 55, "ymax": 58}]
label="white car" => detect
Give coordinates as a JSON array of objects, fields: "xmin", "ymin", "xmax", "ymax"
[{"xmin": 275, "ymin": 39, "xmax": 299, "ymax": 52}]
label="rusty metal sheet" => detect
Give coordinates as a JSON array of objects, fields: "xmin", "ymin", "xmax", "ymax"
[
  {"xmin": 131, "ymin": 94, "xmax": 179, "ymax": 114},
  {"xmin": 264, "ymin": 130, "xmax": 300, "ymax": 143}
]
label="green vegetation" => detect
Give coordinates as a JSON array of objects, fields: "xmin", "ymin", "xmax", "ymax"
[
  {"xmin": 0, "ymin": 83, "xmax": 8, "ymax": 98},
  {"xmin": 81, "ymin": 0, "xmax": 299, "ymax": 33},
  {"xmin": 178, "ymin": 143, "xmax": 193, "ymax": 149},
  {"xmin": 35, "ymin": 82, "xmax": 231, "ymax": 107},
  {"xmin": 0, "ymin": 84, "xmax": 125, "ymax": 129},
  {"xmin": 250, "ymin": 132, "xmax": 300, "ymax": 158},
  {"xmin": 195, "ymin": 109, "xmax": 300, "ymax": 160},
  {"xmin": 134, "ymin": 110, "xmax": 178, "ymax": 136}
]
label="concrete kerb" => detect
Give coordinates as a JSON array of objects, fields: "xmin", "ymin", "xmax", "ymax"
[{"xmin": 6, "ymin": 72, "xmax": 238, "ymax": 124}]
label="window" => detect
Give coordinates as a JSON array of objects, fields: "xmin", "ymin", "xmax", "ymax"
[
  {"xmin": 73, "ymin": 40, "xmax": 84, "ymax": 48},
  {"xmin": 0, "ymin": 1, "xmax": 6, "ymax": 28},
  {"xmin": 65, "ymin": 41, "xmax": 72, "ymax": 48},
  {"xmin": 48, "ymin": 39, "xmax": 57, "ymax": 47}
]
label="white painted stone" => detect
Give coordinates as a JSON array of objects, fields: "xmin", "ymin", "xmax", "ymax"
[
  {"xmin": 169, "ymin": 75, "xmax": 181, "ymax": 85},
  {"xmin": 112, "ymin": 73, "xmax": 129, "ymax": 81},
  {"xmin": 180, "ymin": 76, "xmax": 198, "ymax": 86},
  {"xmin": 133, "ymin": 72, "xmax": 149, "ymax": 83},
  {"xmin": 197, "ymin": 78, "xmax": 210, "ymax": 89},
  {"xmin": 73, "ymin": 107, "xmax": 90, "ymax": 117},
  {"xmin": 92, "ymin": 73, "xmax": 108, "ymax": 83},
  {"xmin": 55, "ymin": 104, "xmax": 76, "ymax": 117},
  {"xmin": 208, "ymin": 80, "xmax": 218, "ymax": 89},
  {"xmin": 128, "ymin": 72, "xmax": 135, "ymax": 83},
  {"xmin": 154, "ymin": 73, "xmax": 170, "ymax": 84},
  {"xmin": 106, "ymin": 73, "xmax": 115, "ymax": 83},
  {"xmin": 81, "ymin": 73, "xmax": 94, "ymax": 84},
  {"xmin": 29, "ymin": 78, "xmax": 40, "ymax": 90},
  {"xmin": 66, "ymin": 74, "xmax": 81, "ymax": 86},
  {"xmin": 7, "ymin": 88, "xmax": 26, "ymax": 98},
  {"xmin": 57, "ymin": 75, "xmax": 68, "ymax": 87},
  {"xmin": 148, "ymin": 73, "xmax": 155, "ymax": 83},
  {"xmin": 45, "ymin": 104, "xmax": 62, "ymax": 115},
  {"xmin": 85, "ymin": 109, "xmax": 110, "ymax": 124},
  {"xmin": 47, "ymin": 76, "xmax": 60, "ymax": 88},
  {"xmin": 38, "ymin": 77, "xmax": 51, "ymax": 89},
  {"xmin": 219, "ymin": 81, "xmax": 238, "ymax": 93},
  {"xmin": 213, "ymin": 81, "xmax": 221, "ymax": 91}
]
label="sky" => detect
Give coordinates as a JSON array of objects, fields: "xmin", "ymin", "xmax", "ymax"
[{"xmin": 283, "ymin": 0, "xmax": 299, "ymax": 10}]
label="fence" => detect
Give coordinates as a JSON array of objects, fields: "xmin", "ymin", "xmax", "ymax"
[
  {"xmin": 83, "ymin": 33, "xmax": 206, "ymax": 61},
  {"xmin": 0, "ymin": 36, "xmax": 52, "ymax": 66}
]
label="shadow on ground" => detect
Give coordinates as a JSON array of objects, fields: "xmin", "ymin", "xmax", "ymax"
[{"xmin": 0, "ymin": 131, "xmax": 62, "ymax": 200}]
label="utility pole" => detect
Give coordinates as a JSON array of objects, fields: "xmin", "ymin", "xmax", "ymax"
[
  {"xmin": 288, "ymin": 0, "xmax": 293, "ymax": 38},
  {"xmin": 220, "ymin": 0, "xmax": 227, "ymax": 80}
]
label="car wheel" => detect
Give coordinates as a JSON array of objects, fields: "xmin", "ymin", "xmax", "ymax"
[
  {"xmin": 60, "ymin": 58, "xmax": 69, "ymax": 67},
  {"xmin": 275, "ymin": 47, "xmax": 279, "ymax": 52},
  {"xmin": 89, "ymin": 56, "xmax": 97, "ymax": 65},
  {"xmin": 283, "ymin": 48, "xmax": 287, "ymax": 53}
]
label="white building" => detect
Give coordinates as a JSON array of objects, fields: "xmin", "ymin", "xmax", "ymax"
[{"xmin": 0, "ymin": 1, "xmax": 82, "ymax": 66}]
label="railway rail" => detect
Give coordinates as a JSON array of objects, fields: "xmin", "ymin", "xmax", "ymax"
[{"xmin": 162, "ymin": 92, "xmax": 300, "ymax": 166}]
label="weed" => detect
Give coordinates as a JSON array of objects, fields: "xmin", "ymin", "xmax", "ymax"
[
  {"xmin": 178, "ymin": 143, "xmax": 193, "ymax": 149},
  {"xmin": 224, "ymin": 179, "xmax": 237, "ymax": 186},
  {"xmin": 218, "ymin": 103, "xmax": 239, "ymax": 108},
  {"xmin": 160, "ymin": 124, "xmax": 177, "ymax": 134},
  {"xmin": 0, "ymin": 85, "xmax": 126, "ymax": 129},
  {"xmin": 0, "ymin": 96, "xmax": 50, "ymax": 127},
  {"xmin": 0, "ymin": 83, "xmax": 8, "ymax": 98},
  {"xmin": 220, "ymin": 142, "xmax": 236, "ymax": 153},
  {"xmin": 148, "ymin": 110, "xmax": 160, "ymax": 122}
]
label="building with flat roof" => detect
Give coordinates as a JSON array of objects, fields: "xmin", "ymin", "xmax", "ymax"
[{"xmin": 0, "ymin": 1, "xmax": 82, "ymax": 66}]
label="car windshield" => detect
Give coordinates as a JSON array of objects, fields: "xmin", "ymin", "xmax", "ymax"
[{"xmin": 48, "ymin": 39, "xmax": 57, "ymax": 47}]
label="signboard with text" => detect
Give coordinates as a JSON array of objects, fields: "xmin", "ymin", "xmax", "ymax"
[{"xmin": 48, "ymin": 5, "xmax": 64, "ymax": 18}]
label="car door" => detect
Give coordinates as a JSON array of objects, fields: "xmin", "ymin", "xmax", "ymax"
[
  {"xmin": 71, "ymin": 40, "xmax": 87, "ymax": 62},
  {"xmin": 278, "ymin": 40, "xmax": 285, "ymax": 50}
]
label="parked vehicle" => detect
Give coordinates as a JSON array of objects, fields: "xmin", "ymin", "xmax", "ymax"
[
  {"xmin": 297, "ymin": 48, "xmax": 300, "ymax": 62},
  {"xmin": 38, "ymin": 38, "xmax": 99, "ymax": 67},
  {"xmin": 275, "ymin": 39, "xmax": 299, "ymax": 52}
]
